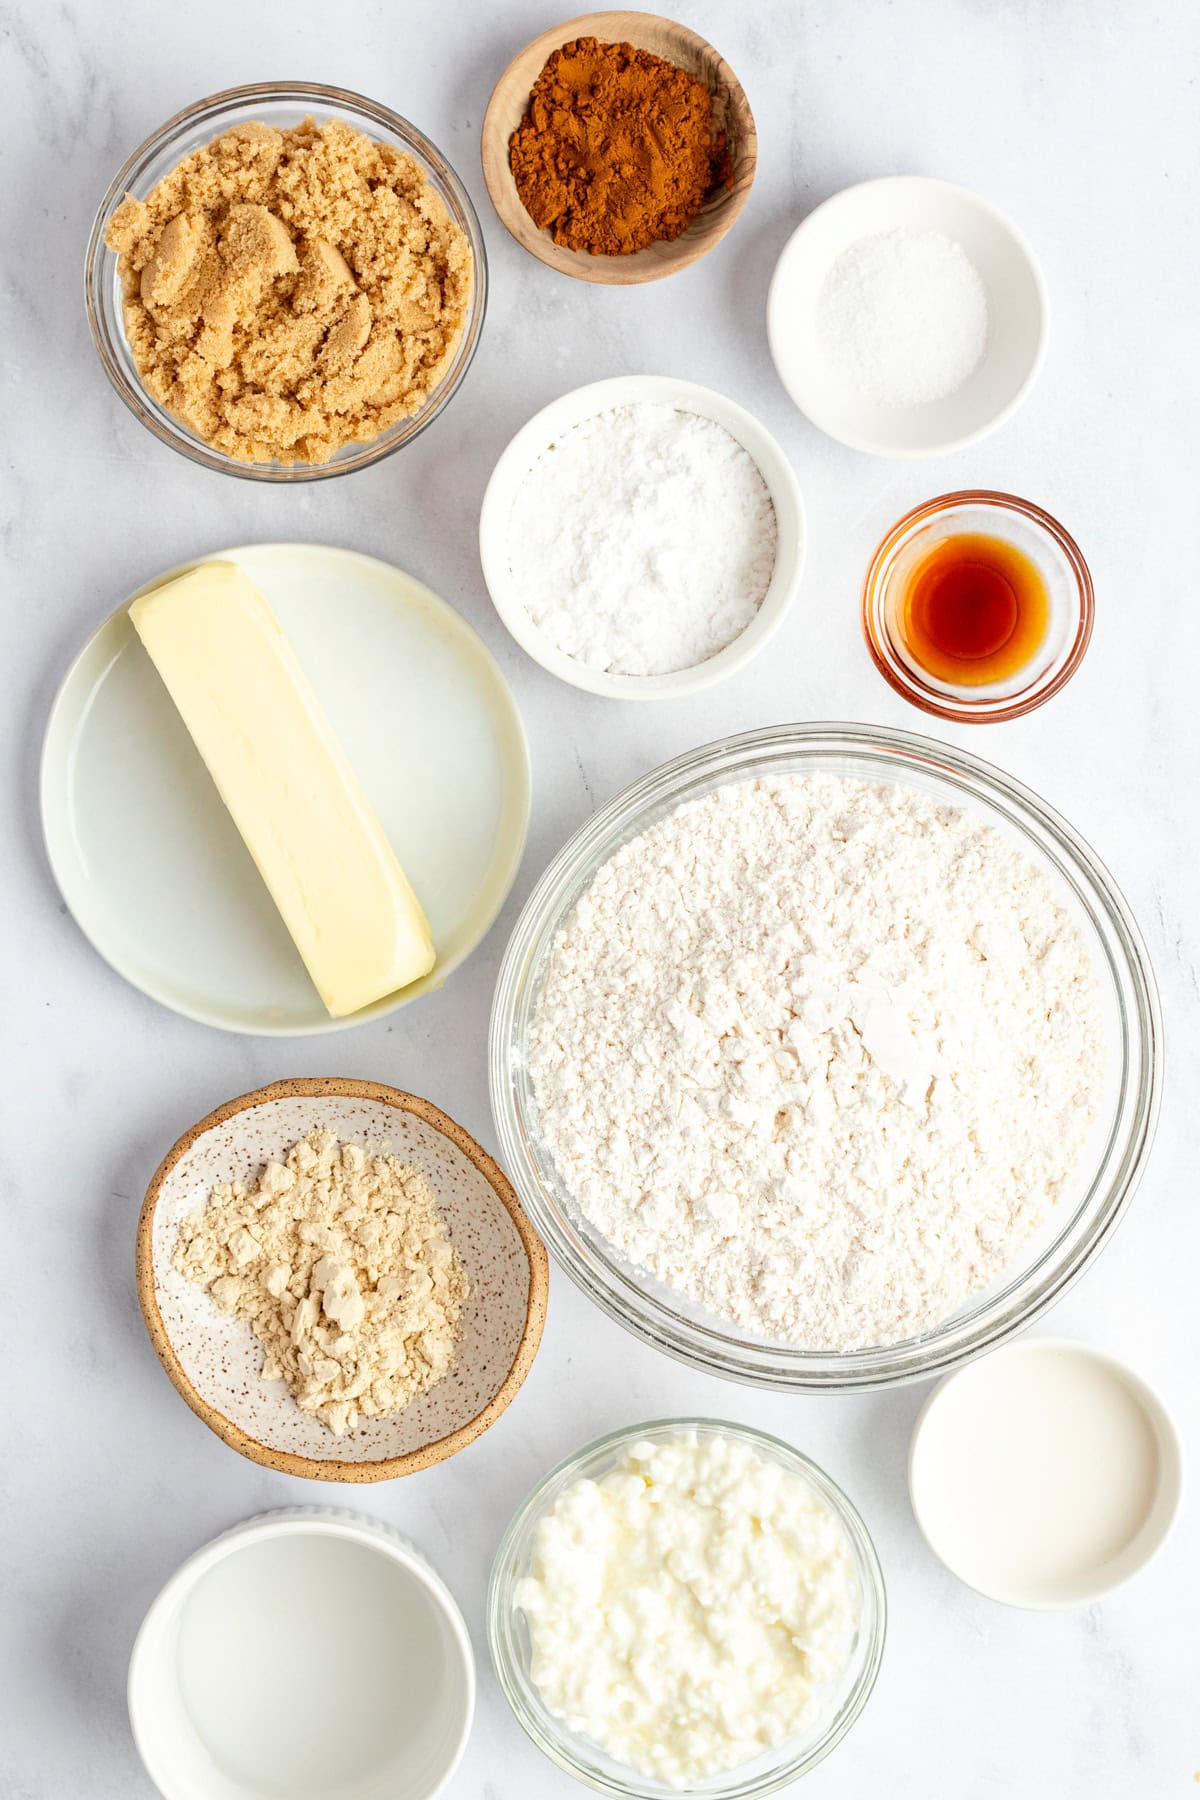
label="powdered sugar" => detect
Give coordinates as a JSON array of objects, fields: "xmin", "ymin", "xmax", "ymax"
[
  {"xmin": 816, "ymin": 228, "xmax": 988, "ymax": 407},
  {"xmin": 507, "ymin": 403, "xmax": 777, "ymax": 676},
  {"xmin": 528, "ymin": 774, "xmax": 1102, "ymax": 1351}
]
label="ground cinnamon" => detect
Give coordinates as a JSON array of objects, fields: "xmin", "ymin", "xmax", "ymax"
[{"xmin": 509, "ymin": 37, "xmax": 731, "ymax": 256}]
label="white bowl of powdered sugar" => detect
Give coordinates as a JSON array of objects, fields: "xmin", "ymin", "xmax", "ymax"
[
  {"xmin": 768, "ymin": 176, "xmax": 1048, "ymax": 456},
  {"xmin": 479, "ymin": 376, "xmax": 805, "ymax": 698}
]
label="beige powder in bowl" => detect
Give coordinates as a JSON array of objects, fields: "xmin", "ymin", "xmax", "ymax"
[
  {"xmin": 105, "ymin": 117, "xmax": 472, "ymax": 464},
  {"xmin": 172, "ymin": 1130, "xmax": 468, "ymax": 1436}
]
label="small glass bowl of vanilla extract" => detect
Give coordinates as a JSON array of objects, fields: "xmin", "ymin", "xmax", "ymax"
[{"xmin": 862, "ymin": 491, "xmax": 1094, "ymax": 722}]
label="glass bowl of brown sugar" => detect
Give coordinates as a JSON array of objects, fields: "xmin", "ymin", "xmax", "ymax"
[{"xmin": 85, "ymin": 82, "xmax": 487, "ymax": 481}]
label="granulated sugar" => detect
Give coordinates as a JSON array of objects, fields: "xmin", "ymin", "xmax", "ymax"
[
  {"xmin": 507, "ymin": 403, "xmax": 777, "ymax": 676},
  {"xmin": 528, "ymin": 774, "xmax": 1101, "ymax": 1351},
  {"xmin": 816, "ymin": 228, "xmax": 988, "ymax": 407}
]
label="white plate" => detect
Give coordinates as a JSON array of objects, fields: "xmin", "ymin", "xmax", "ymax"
[
  {"xmin": 479, "ymin": 376, "xmax": 805, "ymax": 700},
  {"xmin": 767, "ymin": 176, "xmax": 1048, "ymax": 456},
  {"xmin": 41, "ymin": 544, "xmax": 530, "ymax": 1035}
]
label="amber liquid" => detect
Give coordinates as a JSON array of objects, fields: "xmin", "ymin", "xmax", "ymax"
[{"xmin": 895, "ymin": 531, "xmax": 1050, "ymax": 687}]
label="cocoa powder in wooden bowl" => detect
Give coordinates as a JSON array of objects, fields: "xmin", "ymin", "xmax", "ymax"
[{"xmin": 482, "ymin": 11, "xmax": 756, "ymax": 284}]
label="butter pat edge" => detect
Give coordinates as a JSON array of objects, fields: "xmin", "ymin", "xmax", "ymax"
[{"xmin": 129, "ymin": 561, "xmax": 436, "ymax": 1017}]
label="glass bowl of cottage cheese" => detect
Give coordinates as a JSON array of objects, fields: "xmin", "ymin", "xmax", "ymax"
[
  {"xmin": 489, "ymin": 722, "xmax": 1161, "ymax": 1392},
  {"xmin": 488, "ymin": 1419, "xmax": 885, "ymax": 1796}
]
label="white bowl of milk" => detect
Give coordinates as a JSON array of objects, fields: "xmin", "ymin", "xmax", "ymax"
[
  {"xmin": 908, "ymin": 1338, "xmax": 1183, "ymax": 1608},
  {"xmin": 128, "ymin": 1507, "xmax": 475, "ymax": 1800}
]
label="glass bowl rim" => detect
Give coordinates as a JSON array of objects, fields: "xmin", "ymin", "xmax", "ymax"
[
  {"xmin": 487, "ymin": 1414, "xmax": 887, "ymax": 1798},
  {"xmin": 84, "ymin": 79, "xmax": 488, "ymax": 483},
  {"xmin": 861, "ymin": 489, "xmax": 1095, "ymax": 723},
  {"xmin": 489, "ymin": 720, "xmax": 1163, "ymax": 1393}
]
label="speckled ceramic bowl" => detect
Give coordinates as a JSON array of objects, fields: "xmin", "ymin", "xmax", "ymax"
[{"xmin": 137, "ymin": 1079, "xmax": 548, "ymax": 1480}]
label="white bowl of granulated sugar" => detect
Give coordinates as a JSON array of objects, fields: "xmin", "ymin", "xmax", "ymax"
[
  {"xmin": 479, "ymin": 376, "xmax": 806, "ymax": 699},
  {"xmin": 768, "ymin": 176, "xmax": 1048, "ymax": 457}
]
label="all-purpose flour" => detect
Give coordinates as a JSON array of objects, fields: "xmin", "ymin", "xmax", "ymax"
[
  {"xmin": 529, "ymin": 775, "xmax": 1102, "ymax": 1350},
  {"xmin": 507, "ymin": 403, "xmax": 777, "ymax": 676}
]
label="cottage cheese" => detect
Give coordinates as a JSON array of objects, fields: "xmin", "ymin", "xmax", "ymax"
[
  {"xmin": 515, "ymin": 1431, "xmax": 859, "ymax": 1786},
  {"xmin": 529, "ymin": 773, "xmax": 1103, "ymax": 1349}
]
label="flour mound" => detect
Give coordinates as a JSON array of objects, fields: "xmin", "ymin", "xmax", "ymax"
[{"xmin": 528, "ymin": 775, "xmax": 1102, "ymax": 1350}]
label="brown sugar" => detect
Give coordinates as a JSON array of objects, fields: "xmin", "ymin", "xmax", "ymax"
[
  {"xmin": 509, "ymin": 37, "xmax": 731, "ymax": 256},
  {"xmin": 105, "ymin": 118, "xmax": 472, "ymax": 464}
]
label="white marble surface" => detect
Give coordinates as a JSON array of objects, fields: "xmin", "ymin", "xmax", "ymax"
[{"xmin": 3, "ymin": 2, "xmax": 1197, "ymax": 1794}]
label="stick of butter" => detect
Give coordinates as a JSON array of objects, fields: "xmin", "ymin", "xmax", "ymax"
[{"xmin": 129, "ymin": 561, "xmax": 436, "ymax": 1017}]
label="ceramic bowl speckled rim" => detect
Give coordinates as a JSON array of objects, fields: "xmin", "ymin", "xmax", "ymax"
[
  {"xmin": 490, "ymin": 722, "xmax": 1163, "ymax": 1392},
  {"xmin": 137, "ymin": 1079, "xmax": 549, "ymax": 1481},
  {"xmin": 488, "ymin": 1418, "xmax": 886, "ymax": 1797},
  {"xmin": 129, "ymin": 1507, "xmax": 476, "ymax": 1800},
  {"xmin": 85, "ymin": 81, "xmax": 487, "ymax": 482},
  {"xmin": 478, "ymin": 376, "xmax": 806, "ymax": 699}
]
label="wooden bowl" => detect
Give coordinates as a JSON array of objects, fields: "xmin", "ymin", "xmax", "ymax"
[
  {"xmin": 481, "ymin": 11, "xmax": 757, "ymax": 284},
  {"xmin": 137, "ymin": 1079, "xmax": 549, "ymax": 1481}
]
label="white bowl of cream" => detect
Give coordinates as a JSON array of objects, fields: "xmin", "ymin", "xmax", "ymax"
[
  {"xmin": 908, "ymin": 1338, "xmax": 1183, "ymax": 1608},
  {"xmin": 128, "ymin": 1507, "xmax": 475, "ymax": 1800}
]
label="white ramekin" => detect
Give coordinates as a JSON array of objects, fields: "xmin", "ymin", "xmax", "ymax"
[
  {"xmin": 478, "ymin": 376, "xmax": 806, "ymax": 700},
  {"xmin": 908, "ymin": 1338, "xmax": 1184, "ymax": 1608},
  {"xmin": 128, "ymin": 1507, "xmax": 475, "ymax": 1800},
  {"xmin": 767, "ymin": 176, "xmax": 1048, "ymax": 458}
]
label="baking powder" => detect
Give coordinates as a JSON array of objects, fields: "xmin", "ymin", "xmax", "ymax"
[
  {"xmin": 816, "ymin": 227, "xmax": 988, "ymax": 406},
  {"xmin": 529, "ymin": 774, "xmax": 1102, "ymax": 1351},
  {"xmin": 507, "ymin": 403, "xmax": 777, "ymax": 676}
]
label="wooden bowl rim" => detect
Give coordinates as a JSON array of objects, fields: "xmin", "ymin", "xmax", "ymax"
[
  {"xmin": 481, "ymin": 9, "xmax": 758, "ymax": 286},
  {"xmin": 136, "ymin": 1077, "xmax": 550, "ymax": 1482}
]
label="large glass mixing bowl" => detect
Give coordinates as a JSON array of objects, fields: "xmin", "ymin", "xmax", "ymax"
[{"xmin": 489, "ymin": 723, "xmax": 1162, "ymax": 1391}]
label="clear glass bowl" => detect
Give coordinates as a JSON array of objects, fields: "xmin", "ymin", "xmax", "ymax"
[
  {"xmin": 488, "ymin": 1418, "xmax": 886, "ymax": 1797},
  {"xmin": 862, "ymin": 491, "xmax": 1094, "ymax": 722},
  {"xmin": 489, "ymin": 723, "xmax": 1162, "ymax": 1391},
  {"xmin": 85, "ymin": 82, "xmax": 487, "ymax": 481}
]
